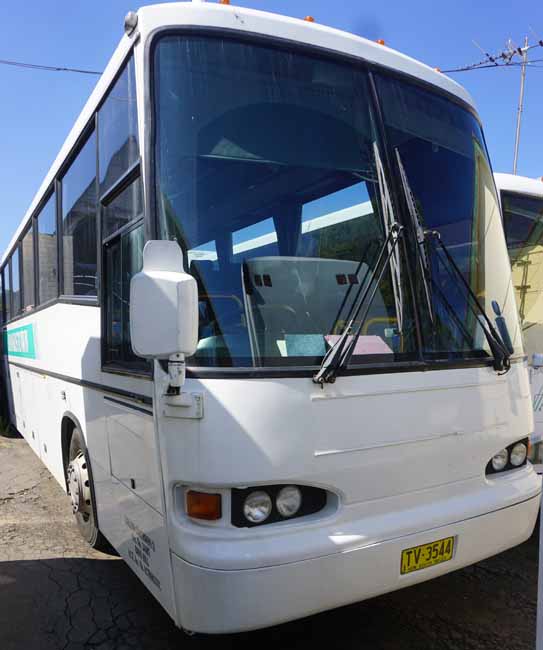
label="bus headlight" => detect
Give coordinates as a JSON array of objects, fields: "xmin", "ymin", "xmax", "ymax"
[
  {"xmin": 491, "ymin": 449, "xmax": 509, "ymax": 472},
  {"xmin": 510, "ymin": 441, "xmax": 528, "ymax": 467},
  {"xmin": 486, "ymin": 438, "xmax": 529, "ymax": 475},
  {"xmin": 276, "ymin": 486, "xmax": 302, "ymax": 518},
  {"xmin": 232, "ymin": 485, "xmax": 328, "ymax": 527},
  {"xmin": 243, "ymin": 491, "xmax": 272, "ymax": 524}
]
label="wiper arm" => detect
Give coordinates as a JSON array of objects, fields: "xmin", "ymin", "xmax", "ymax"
[
  {"xmin": 394, "ymin": 149, "xmax": 511, "ymax": 373},
  {"xmin": 425, "ymin": 229, "xmax": 511, "ymax": 373},
  {"xmin": 313, "ymin": 223, "xmax": 404, "ymax": 385},
  {"xmin": 395, "ymin": 149, "xmax": 434, "ymax": 324},
  {"xmin": 376, "ymin": 142, "xmax": 404, "ymax": 333}
]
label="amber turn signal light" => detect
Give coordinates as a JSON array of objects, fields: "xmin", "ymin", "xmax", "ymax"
[{"xmin": 187, "ymin": 491, "xmax": 222, "ymax": 520}]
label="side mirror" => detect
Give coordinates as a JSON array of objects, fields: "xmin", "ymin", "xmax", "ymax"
[{"xmin": 130, "ymin": 240, "xmax": 198, "ymax": 359}]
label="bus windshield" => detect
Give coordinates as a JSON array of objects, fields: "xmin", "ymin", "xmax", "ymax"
[{"xmin": 153, "ymin": 35, "xmax": 518, "ymax": 368}]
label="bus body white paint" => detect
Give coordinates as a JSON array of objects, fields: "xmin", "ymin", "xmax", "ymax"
[{"xmin": 1, "ymin": 3, "xmax": 540, "ymax": 634}]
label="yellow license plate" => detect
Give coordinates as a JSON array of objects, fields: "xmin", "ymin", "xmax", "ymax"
[{"xmin": 400, "ymin": 536, "xmax": 455, "ymax": 575}]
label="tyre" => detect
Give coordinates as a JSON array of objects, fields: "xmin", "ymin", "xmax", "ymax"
[{"xmin": 67, "ymin": 426, "xmax": 109, "ymax": 551}]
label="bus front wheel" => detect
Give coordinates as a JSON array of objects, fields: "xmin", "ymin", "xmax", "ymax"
[{"xmin": 67, "ymin": 426, "xmax": 108, "ymax": 551}]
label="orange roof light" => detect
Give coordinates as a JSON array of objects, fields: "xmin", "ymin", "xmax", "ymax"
[
  {"xmin": 376, "ymin": 39, "xmax": 385, "ymax": 46},
  {"xmin": 434, "ymin": 67, "xmax": 442, "ymax": 73},
  {"xmin": 219, "ymin": 0, "xmax": 230, "ymax": 4},
  {"xmin": 304, "ymin": 16, "xmax": 315, "ymax": 22},
  {"xmin": 187, "ymin": 491, "xmax": 222, "ymax": 521}
]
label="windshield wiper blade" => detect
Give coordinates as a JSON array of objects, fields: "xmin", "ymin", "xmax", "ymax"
[
  {"xmin": 425, "ymin": 229, "xmax": 511, "ymax": 373},
  {"xmin": 313, "ymin": 223, "xmax": 403, "ymax": 385},
  {"xmin": 376, "ymin": 142, "xmax": 404, "ymax": 333},
  {"xmin": 395, "ymin": 149, "xmax": 434, "ymax": 324},
  {"xmin": 393, "ymin": 149, "xmax": 511, "ymax": 373}
]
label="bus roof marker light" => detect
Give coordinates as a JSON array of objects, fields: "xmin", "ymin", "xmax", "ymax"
[
  {"xmin": 219, "ymin": 0, "xmax": 231, "ymax": 4},
  {"xmin": 124, "ymin": 11, "xmax": 138, "ymax": 36},
  {"xmin": 376, "ymin": 39, "xmax": 385, "ymax": 46},
  {"xmin": 304, "ymin": 16, "xmax": 315, "ymax": 22}
]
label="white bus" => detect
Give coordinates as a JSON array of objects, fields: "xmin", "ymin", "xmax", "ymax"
[
  {"xmin": 496, "ymin": 172, "xmax": 543, "ymax": 469},
  {"xmin": 2, "ymin": 1, "xmax": 540, "ymax": 634}
]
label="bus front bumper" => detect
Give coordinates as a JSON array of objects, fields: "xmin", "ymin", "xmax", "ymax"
[{"xmin": 171, "ymin": 491, "xmax": 540, "ymax": 634}]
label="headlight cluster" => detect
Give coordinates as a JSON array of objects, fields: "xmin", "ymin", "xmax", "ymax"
[
  {"xmin": 486, "ymin": 438, "xmax": 529, "ymax": 475},
  {"xmin": 232, "ymin": 484, "xmax": 327, "ymax": 528}
]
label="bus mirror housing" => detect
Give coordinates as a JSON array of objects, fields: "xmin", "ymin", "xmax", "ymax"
[{"xmin": 130, "ymin": 240, "xmax": 198, "ymax": 359}]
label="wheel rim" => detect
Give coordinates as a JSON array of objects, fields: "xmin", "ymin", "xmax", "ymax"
[{"xmin": 67, "ymin": 452, "xmax": 92, "ymax": 520}]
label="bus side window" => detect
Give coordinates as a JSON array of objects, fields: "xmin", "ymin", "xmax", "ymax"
[
  {"xmin": 36, "ymin": 192, "xmax": 58, "ymax": 305},
  {"xmin": 98, "ymin": 55, "xmax": 139, "ymax": 197},
  {"xmin": 4, "ymin": 263, "xmax": 11, "ymax": 322},
  {"xmin": 99, "ymin": 53, "xmax": 143, "ymax": 373},
  {"xmin": 61, "ymin": 129, "xmax": 98, "ymax": 297},
  {"xmin": 22, "ymin": 225, "xmax": 35, "ymax": 312},
  {"xmin": 11, "ymin": 248, "xmax": 21, "ymax": 317},
  {"xmin": 0, "ymin": 269, "xmax": 4, "ymax": 324},
  {"xmin": 103, "ymin": 222, "xmax": 146, "ymax": 371}
]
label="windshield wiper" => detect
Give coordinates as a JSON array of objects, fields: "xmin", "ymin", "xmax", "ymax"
[
  {"xmin": 376, "ymin": 143, "xmax": 404, "ymax": 333},
  {"xmin": 394, "ymin": 149, "xmax": 511, "ymax": 374},
  {"xmin": 314, "ymin": 143, "xmax": 405, "ymax": 385},
  {"xmin": 425, "ymin": 229, "xmax": 512, "ymax": 373},
  {"xmin": 313, "ymin": 223, "xmax": 404, "ymax": 385},
  {"xmin": 395, "ymin": 149, "xmax": 434, "ymax": 324}
]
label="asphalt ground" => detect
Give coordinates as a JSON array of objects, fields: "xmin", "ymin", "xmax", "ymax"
[{"xmin": 0, "ymin": 430, "xmax": 539, "ymax": 650}]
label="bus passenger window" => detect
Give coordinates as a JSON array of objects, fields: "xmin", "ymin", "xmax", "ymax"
[
  {"xmin": 103, "ymin": 176, "xmax": 143, "ymax": 239},
  {"xmin": 0, "ymin": 271, "xmax": 4, "ymax": 324},
  {"xmin": 61, "ymin": 130, "xmax": 97, "ymax": 297},
  {"xmin": 11, "ymin": 248, "xmax": 20, "ymax": 316},
  {"xmin": 37, "ymin": 193, "xmax": 58, "ymax": 305},
  {"xmin": 4, "ymin": 265, "xmax": 11, "ymax": 322},
  {"xmin": 22, "ymin": 225, "xmax": 35, "ymax": 311},
  {"xmin": 99, "ymin": 56, "xmax": 139, "ymax": 196},
  {"xmin": 103, "ymin": 224, "xmax": 146, "ymax": 370}
]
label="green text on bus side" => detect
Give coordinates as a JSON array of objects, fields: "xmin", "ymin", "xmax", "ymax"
[{"xmin": 4, "ymin": 324, "xmax": 36, "ymax": 359}]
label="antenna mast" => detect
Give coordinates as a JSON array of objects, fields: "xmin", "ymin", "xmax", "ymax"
[{"xmin": 513, "ymin": 36, "xmax": 529, "ymax": 175}]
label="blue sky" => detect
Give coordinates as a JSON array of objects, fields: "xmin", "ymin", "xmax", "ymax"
[{"xmin": 1, "ymin": 0, "xmax": 543, "ymax": 253}]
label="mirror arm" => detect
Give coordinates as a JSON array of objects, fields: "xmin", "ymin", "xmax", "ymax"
[
  {"xmin": 164, "ymin": 353, "xmax": 193, "ymax": 408},
  {"xmin": 166, "ymin": 352, "xmax": 186, "ymax": 395}
]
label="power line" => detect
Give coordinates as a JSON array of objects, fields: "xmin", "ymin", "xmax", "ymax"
[
  {"xmin": 441, "ymin": 35, "xmax": 543, "ymax": 174},
  {"xmin": 0, "ymin": 58, "xmax": 101, "ymax": 75},
  {"xmin": 442, "ymin": 58, "xmax": 543, "ymax": 73},
  {"xmin": 441, "ymin": 38, "xmax": 543, "ymax": 73}
]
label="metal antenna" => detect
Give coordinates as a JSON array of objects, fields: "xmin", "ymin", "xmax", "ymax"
[
  {"xmin": 513, "ymin": 36, "xmax": 529, "ymax": 175},
  {"xmin": 441, "ymin": 35, "xmax": 543, "ymax": 173}
]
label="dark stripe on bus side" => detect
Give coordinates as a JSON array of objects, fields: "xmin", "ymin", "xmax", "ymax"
[
  {"xmin": 103, "ymin": 395, "xmax": 153, "ymax": 416},
  {"xmin": 7, "ymin": 360, "xmax": 153, "ymax": 407}
]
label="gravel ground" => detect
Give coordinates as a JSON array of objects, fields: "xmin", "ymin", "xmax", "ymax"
[{"xmin": 0, "ymin": 430, "xmax": 539, "ymax": 650}]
